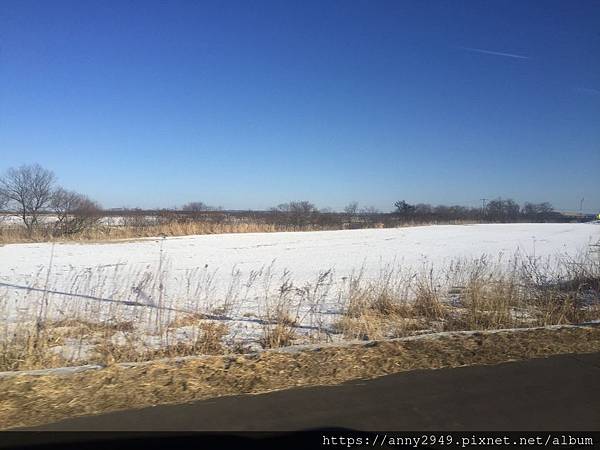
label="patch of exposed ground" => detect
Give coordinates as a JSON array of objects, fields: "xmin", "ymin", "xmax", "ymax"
[{"xmin": 1, "ymin": 324, "xmax": 600, "ymax": 430}]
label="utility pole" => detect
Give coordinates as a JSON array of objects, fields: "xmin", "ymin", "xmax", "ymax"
[{"xmin": 580, "ymin": 198, "xmax": 584, "ymax": 214}]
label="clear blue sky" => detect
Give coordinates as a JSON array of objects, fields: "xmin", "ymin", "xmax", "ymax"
[{"xmin": 1, "ymin": 0, "xmax": 599, "ymax": 212}]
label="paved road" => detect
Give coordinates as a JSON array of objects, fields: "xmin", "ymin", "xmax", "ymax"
[{"xmin": 28, "ymin": 352, "xmax": 600, "ymax": 432}]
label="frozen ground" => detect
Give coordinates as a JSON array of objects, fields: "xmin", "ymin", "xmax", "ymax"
[{"xmin": 1, "ymin": 223, "xmax": 598, "ymax": 348}]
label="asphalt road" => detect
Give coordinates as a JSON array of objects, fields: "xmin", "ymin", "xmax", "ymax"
[{"xmin": 27, "ymin": 352, "xmax": 600, "ymax": 432}]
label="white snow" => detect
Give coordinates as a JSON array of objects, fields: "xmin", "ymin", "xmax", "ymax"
[
  {"xmin": 0, "ymin": 223, "xmax": 598, "ymax": 345},
  {"xmin": 0, "ymin": 214, "xmax": 159, "ymax": 227}
]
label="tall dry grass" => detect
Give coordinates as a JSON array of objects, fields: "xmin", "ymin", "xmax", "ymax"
[
  {"xmin": 335, "ymin": 250, "xmax": 600, "ymax": 340},
  {"xmin": 257, "ymin": 268, "xmax": 334, "ymax": 348},
  {"xmin": 0, "ymin": 221, "xmax": 309, "ymax": 244},
  {"xmin": 1, "ymin": 245, "xmax": 598, "ymax": 372},
  {"xmin": 0, "ymin": 216, "xmax": 471, "ymax": 245}
]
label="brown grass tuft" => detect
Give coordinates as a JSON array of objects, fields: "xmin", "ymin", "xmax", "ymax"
[{"xmin": 92, "ymin": 322, "xmax": 228, "ymax": 365}]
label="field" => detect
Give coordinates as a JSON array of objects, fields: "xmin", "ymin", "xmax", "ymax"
[{"xmin": 1, "ymin": 223, "xmax": 599, "ymax": 372}]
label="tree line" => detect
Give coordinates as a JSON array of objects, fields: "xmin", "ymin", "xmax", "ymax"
[
  {"xmin": 0, "ymin": 164, "xmax": 576, "ymax": 238},
  {"xmin": 392, "ymin": 199, "xmax": 561, "ymax": 223}
]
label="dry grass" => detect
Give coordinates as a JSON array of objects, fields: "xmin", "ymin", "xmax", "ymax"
[
  {"xmin": 0, "ymin": 220, "xmax": 354, "ymax": 245},
  {"xmin": 0, "ymin": 233, "xmax": 596, "ymax": 431},
  {"xmin": 335, "ymin": 252, "xmax": 600, "ymax": 340},
  {"xmin": 0, "ymin": 328, "xmax": 68, "ymax": 372},
  {"xmin": 259, "ymin": 323, "xmax": 297, "ymax": 348},
  {"xmin": 0, "ymin": 216, "xmax": 477, "ymax": 245},
  {"xmin": 47, "ymin": 319, "xmax": 136, "ymax": 340},
  {"xmin": 0, "ymin": 319, "xmax": 136, "ymax": 371},
  {"xmin": 0, "ymin": 320, "xmax": 228, "ymax": 371},
  {"xmin": 1, "ymin": 325, "xmax": 600, "ymax": 430},
  {"xmin": 166, "ymin": 312, "xmax": 209, "ymax": 329},
  {"xmin": 334, "ymin": 266, "xmax": 420, "ymax": 340},
  {"xmin": 258, "ymin": 273, "xmax": 301, "ymax": 348},
  {"xmin": 1, "ymin": 245, "xmax": 598, "ymax": 372},
  {"xmin": 92, "ymin": 322, "xmax": 228, "ymax": 365}
]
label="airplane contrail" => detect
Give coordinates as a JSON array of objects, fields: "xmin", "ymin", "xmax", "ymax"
[
  {"xmin": 575, "ymin": 87, "xmax": 600, "ymax": 96},
  {"xmin": 456, "ymin": 46, "xmax": 530, "ymax": 60}
]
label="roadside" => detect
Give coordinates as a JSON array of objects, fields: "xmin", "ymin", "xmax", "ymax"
[
  {"xmin": 22, "ymin": 351, "xmax": 600, "ymax": 431},
  {"xmin": 1, "ymin": 324, "xmax": 600, "ymax": 430}
]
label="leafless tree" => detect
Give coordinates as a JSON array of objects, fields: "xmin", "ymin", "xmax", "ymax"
[
  {"xmin": 360, "ymin": 205, "xmax": 380, "ymax": 214},
  {"xmin": 288, "ymin": 201, "xmax": 318, "ymax": 225},
  {"xmin": 486, "ymin": 198, "xmax": 520, "ymax": 222},
  {"xmin": 344, "ymin": 201, "xmax": 359, "ymax": 216},
  {"xmin": 272, "ymin": 201, "xmax": 319, "ymax": 226},
  {"xmin": 0, "ymin": 189, "xmax": 7, "ymax": 211},
  {"xmin": 272, "ymin": 203, "xmax": 290, "ymax": 213},
  {"xmin": 0, "ymin": 190, "xmax": 7, "ymax": 227},
  {"xmin": 522, "ymin": 202, "xmax": 554, "ymax": 216},
  {"xmin": 394, "ymin": 200, "xmax": 416, "ymax": 216},
  {"xmin": 0, "ymin": 164, "xmax": 56, "ymax": 234},
  {"xmin": 289, "ymin": 201, "xmax": 317, "ymax": 216},
  {"xmin": 51, "ymin": 188, "xmax": 102, "ymax": 235},
  {"xmin": 182, "ymin": 201, "xmax": 209, "ymax": 212}
]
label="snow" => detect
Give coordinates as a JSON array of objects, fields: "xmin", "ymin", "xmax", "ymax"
[
  {"xmin": 0, "ymin": 214, "xmax": 158, "ymax": 227},
  {"xmin": 0, "ymin": 223, "xmax": 598, "ymax": 345}
]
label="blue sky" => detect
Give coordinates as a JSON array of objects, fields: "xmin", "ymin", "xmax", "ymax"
[{"xmin": 1, "ymin": 0, "xmax": 599, "ymax": 212}]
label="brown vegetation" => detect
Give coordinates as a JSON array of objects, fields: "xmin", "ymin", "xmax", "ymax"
[
  {"xmin": 1, "ymin": 249, "xmax": 598, "ymax": 372},
  {"xmin": 1, "ymin": 325, "xmax": 599, "ymax": 430},
  {"xmin": 335, "ymin": 253, "xmax": 600, "ymax": 341}
]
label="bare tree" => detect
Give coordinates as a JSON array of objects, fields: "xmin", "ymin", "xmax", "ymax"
[
  {"xmin": 289, "ymin": 201, "xmax": 318, "ymax": 225},
  {"xmin": 0, "ymin": 164, "xmax": 56, "ymax": 234},
  {"xmin": 0, "ymin": 189, "xmax": 7, "ymax": 227},
  {"xmin": 394, "ymin": 200, "xmax": 416, "ymax": 218},
  {"xmin": 0, "ymin": 189, "xmax": 7, "ymax": 211},
  {"xmin": 289, "ymin": 201, "xmax": 317, "ymax": 215},
  {"xmin": 344, "ymin": 201, "xmax": 359, "ymax": 216},
  {"xmin": 51, "ymin": 188, "xmax": 102, "ymax": 235},
  {"xmin": 182, "ymin": 201, "xmax": 209, "ymax": 212},
  {"xmin": 360, "ymin": 205, "xmax": 380, "ymax": 214},
  {"xmin": 485, "ymin": 198, "xmax": 521, "ymax": 222},
  {"xmin": 521, "ymin": 202, "xmax": 557, "ymax": 222},
  {"xmin": 522, "ymin": 202, "xmax": 553, "ymax": 215},
  {"xmin": 272, "ymin": 201, "xmax": 319, "ymax": 226},
  {"xmin": 272, "ymin": 203, "xmax": 290, "ymax": 213}
]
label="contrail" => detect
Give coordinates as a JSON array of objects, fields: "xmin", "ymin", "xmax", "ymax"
[
  {"xmin": 575, "ymin": 87, "xmax": 600, "ymax": 96},
  {"xmin": 456, "ymin": 46, "xmax": 529, "ymax": 60}
]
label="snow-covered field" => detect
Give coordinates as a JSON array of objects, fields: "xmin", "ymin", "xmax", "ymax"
[
  {"xmin": 0, "ymin": 214, "xmax": 158, "ymax": 227},
  {"xmin": 1, "ymin": 223, "xmax": 598, "ymax": 348}
]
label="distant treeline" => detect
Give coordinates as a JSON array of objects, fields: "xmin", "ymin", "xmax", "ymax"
[
  {"xmin": 102, "ymin": 198, "xmax": 584, "ymax": 229},
  {"xmin": 390, "ymin": 199, "xmax": 565, "ymax": 223},
  {"xmin": 1, "ymin": 164, "xmax": 593, "ymax": 242}
]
